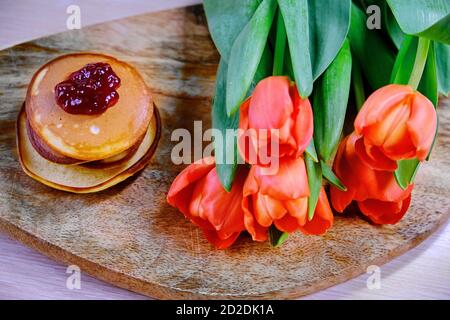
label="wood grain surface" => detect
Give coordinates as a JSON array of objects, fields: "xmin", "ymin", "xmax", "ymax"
[{"xmin": 0, "ymin": 5, "xmax": 449, "ymax": 299}]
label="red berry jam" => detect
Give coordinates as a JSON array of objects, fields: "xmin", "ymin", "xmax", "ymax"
[{"xmin": 54, "ymin": 62, "xmax": 121, "ymax": 115}]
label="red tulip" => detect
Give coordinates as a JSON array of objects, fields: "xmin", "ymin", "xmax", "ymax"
[
  {"xmin": 167, "ymin": 157, "xmax": 246, "ymax": 249},
  {"xmin": 238, "ymin": 76, "xmax": 313, "ymax": 166},
  {"xmin": 330, "ymin": 133, "xmax": 413, "ymax": 224},
  {"xmin": 355, "ymin": 84, "xmax": 437, "ymax": 161}
]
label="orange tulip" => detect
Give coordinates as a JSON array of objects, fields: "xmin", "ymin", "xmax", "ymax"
[
  {"xmin": 298, "ymin": 187, "xmax": 334, "ymax": 235},
  {"xmin": 242, "ymin": 157, "xmax": 334, "ymax": 240},
  {"xmin": 167, "ymin": 157, "xmax": 246, "ymax": 249},
  {"xmin": 355, "ymin": 84, "xmax": 437, "ymax": 161},
  {"xmin": 238, "ymin": 76, "xmax": 313, "ymax": 166},
  {"xmin": 330, "ymin": 133, "xmax": 413, "ymax": 224}
]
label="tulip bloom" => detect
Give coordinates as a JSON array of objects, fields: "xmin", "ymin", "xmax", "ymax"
[
  {"xmin": 242, "ymin": 157, "xmax": 333, "ymax": 240},
  {"xmin": 330, "ymin": 133, "xmax": 413, "ymax": 224},
  {"xmin": 238, "ymin": 76, "xmax": 313, "ymax": 166},
  {"xmin": 299, "ymin": 187, "xmax": 334, "ymax": 235},
  {"xmin": 355, "ymin": 84, "xmax": 437, "ymax": 161},
  {"xmin": 167, "ymin": 157, "xmax": 246, "ymax": 249}
]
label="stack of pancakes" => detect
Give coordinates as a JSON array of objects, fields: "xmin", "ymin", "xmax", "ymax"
[{"xmin": 17, "ymin": 53, "xmax": 161, "ymax": 193}]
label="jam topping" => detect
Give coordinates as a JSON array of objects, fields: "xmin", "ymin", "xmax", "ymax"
[{"xmin": 55, "ymin": 62, "xmax": 121, "ymax": 115}]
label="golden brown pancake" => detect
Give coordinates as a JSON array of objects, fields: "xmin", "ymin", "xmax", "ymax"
[
  {"xmin": 26, "ymin": 53, "xmax": 153, "ymax": 161},
  {"xmin": 26, "ymin": 109, "xmax": 146, "ymax": 168},
  {"xmin": 17, "ymin": 106, "xmax": 161, "ymax": 193}
]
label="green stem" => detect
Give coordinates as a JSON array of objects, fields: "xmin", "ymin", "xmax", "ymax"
[
  {"xmin": 352, "ymin": 59, "xmax": 365, "ymax": 111},
  {"xmin": 272, "ymin": 11, "xmax": 286, "ymax": 76},
  {"xmin": 408, "ymin": 38, "xmax": 430, "ymax": 90}
]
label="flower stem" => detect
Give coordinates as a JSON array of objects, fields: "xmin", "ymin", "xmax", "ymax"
[
  {"xmin": 272, "ymin": 10, "xmax": 286, "ymax": 76},
  {"xmin": 408, "ymin": 38, "xmax": 430, "ymax": 90}
]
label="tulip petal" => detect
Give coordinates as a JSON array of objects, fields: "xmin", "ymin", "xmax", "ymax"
[
  {"xmin": 291, "ymin": 85, "xmax": 314, "ymax": 156},
  {"xmin": 200, "ymin": 168, "xmax": 246, "ymax": 234},
  {"xmin": 252, "ymin": 192, "xmax": 277, "ymax": 227},
  {"xmin": 167, "ymin": 157, "xmax": 216, "ymax": 216},
  {"xmin": 332, "ymin": 133, "xmax": 413, "ymax": 205},
  {"xmin": 330, "ymin": 135, "xmax": 355, "ymax": 212},
  {"xmin": 248, "ymin": 76, "xmax": 293, "ymax": 131},
  {"xmin": 407, "ymin": 91, "xmax": 437, "ymax": 160},
  {"xmin": 203, "ymin": 230, "xmax": 241, "ymax": 249},
  {"xmin": 354, "ymin": 136, "xmax": 397, "ymax": 171},
  {"xmin": 274, "ymin": 214, "xmax": 300, "ymax": 233},
  {"xmin": 300, "ymin": 188, "xmax": 333, "ymax": 235},
  {"xmin": 254, "ymin": 157, "xmax": 310, "ymax": 201},
  {"xmin": 355, "ymin": 84, "xmax": 412, "ymax": 142},
  {"xmin": 242, "ymin": 197, "xmax": 269, "ymax": 241},
  {"xmin": 284, "ymin": 197, "xmax": 308, "ymax": 226},
  {"xmin": 358, "ymin": 193, "xmax": 411, "ymax": 225}
]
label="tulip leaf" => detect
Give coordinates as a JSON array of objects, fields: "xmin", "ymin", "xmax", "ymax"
[
  {"xmin": 305, "ymin": 152, "xmax": 322, "ymax": 221},
  {"xmin": 390, "ymin": 35, "xmax": 419, "ymax": 85},
  {"xmin": 418, "ymin": 43, "xmax": 439, "ymax": 161},
  {"xmin": 384, "ymin": 2, "xmax": 405, "ymax": 49},
  {"xmin": 269, "ymin": 225, "xmax": 289, "ymax": 247},
  {"xmin": 278, "ymin": 0, "xmax": 351, "ymax": 98},
  {"xmin": 394, "ymin": 159, "xmax": 420, "ymax": 190},
  {"xmin": 212, "ymin": 60, "xmax": 239, "ymax": 191},
  {"xmin": 352, "ymin": 58, "xmax": 366, "ymax": 111},
  {"xmin": 393, "ymin": 41, "xmax": 438, "ymax": 189},
  {"xmin": 320, "ymin": 160, "xmax": 346, "ymax": 192},
  {"xmin": 278, "ymin": 0, "xmax": 312, "ymax": 98},
  {"xmin": 226, "ymin": 0, "xmax": 276, "ymax": 116},
  {"xmin": 386, "ymin": 0, "xmax": 450, "ymax": 44},
  {"xmin": 213, "ymin": 50, "xmax": 272, "ymax": 191},
  {"xmin": 418, "ymin": 44, "xmax": 439, "ymax": 107},
  {"xmin": 203, "ymin": 0, "xmax": 261, "ymax": 61},
  {"xmin": 313, "ymin": 39, "xmax": 352, "ymax": 162},
  {"xmin": 435, "ymin": 42, "xmax": 450, "ymax": 95},
  {"xmin": 305, "ymin": 139, "xmax": 318, "ymax": 163},
  {"xmin": 348, "ymin": 3, "xmax": 395, "ymax": 90}
]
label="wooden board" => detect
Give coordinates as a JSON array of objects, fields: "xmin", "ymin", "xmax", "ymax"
[{"xmin": 0, "ymin": 5, "xmax": 449, "ymax": 300}]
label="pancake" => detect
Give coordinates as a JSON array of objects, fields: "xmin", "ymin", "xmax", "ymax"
[
  {"xmin": 25, "ymin": 53, "xmax": 153, "ymax": 161},
  {"xmin": 17, "ymin": 106, "xmax": 161, "ymax": 193},
  {"xmin": 26, "ymin": 103, "xmax": 146, "ymax": 168}
]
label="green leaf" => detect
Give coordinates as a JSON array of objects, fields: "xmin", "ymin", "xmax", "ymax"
[
  {"xmin": 305, "ymin": 153, "xmax": 322, "ymax": 221},
  {"xmin": 418, "ymin": 43, "xmax": 439, "ymax": 160},
  {"xmin": 435, "ymin": 42, "xmax": 450, "ymax": 95},
  {"xmin": 269, "ymin": 225, "xmax": 289, "ymax": 247},
  {"xmin": 418, "ymin": 43, "xmax": 439, "ymax": 107},
  {"xmin": 393, "ymin": 41, "xmax": 438, "ymax": 188},
  {"xmin": 248, "ymin": 45, "xmax": 273, "ymax": 96},
  {"xmin": 226, "ymin": 0, "xmax": 277, "ymax": 116},
  {"xmin": 387, "ymin": 0, "xmax": 450, "ymax": 44},
  {"xmin": 384, "ymin": 2, "xmax": 405, "ymax": 49},
  {"xmin": 313, "ymin": 39, "xmax": 352, "ymax": 162},
  {"xmin": 394, "ymin": 159, "xmax": 420, "ymax": 189},
  {"xmin": 272, "ymin": 10, "xmax": 287, "ymax": 76},
  {"xmin": 351, "ymin": 57, "xmax": 365, "ymax": 111},
  {"xmin": 278, "ymin": 0, "xmax": 312, "ymax": 98},
  {"xmin": 278, "ymin": 0, "xmax": 351, "ymax": 97},
  {"xmin": 203, "ymin": 0, "xmax": 261, "ymax": 61},
  {"xmin": 212, "ymin": 60, "xmax": 239, "ymax": 191},
  {"xmin": 390, "ymin": 35, "xmax": 417, "ymax": 84},
  {"xmin": 348, "ymin": 3, "xmax": 395, "ymax": 90},
  {"xmin": 305, "ymin": 139, "xmax": 318, "ymax": 163},
  {"xmin": 320, "ymin": 160, "xmax": 346, "ymax": 191},
  {"xmin": 212, "ymin": 50, "xmax": 272, "ymax": 191}
]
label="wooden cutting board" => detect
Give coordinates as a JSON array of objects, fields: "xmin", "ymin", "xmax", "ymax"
[{"xmin": 0, "ymin": 5, "xmax": 449, "ymax": 300}]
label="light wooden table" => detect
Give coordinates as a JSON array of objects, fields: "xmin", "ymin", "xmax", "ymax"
[{"xmin": 0, "ymin": 0, "xmax": 449, "ymax": 300}]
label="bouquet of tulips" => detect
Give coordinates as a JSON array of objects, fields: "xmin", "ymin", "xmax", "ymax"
[{"xmin": 167, "ymin": 0, "xmax": 449, "ymax": 249}]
